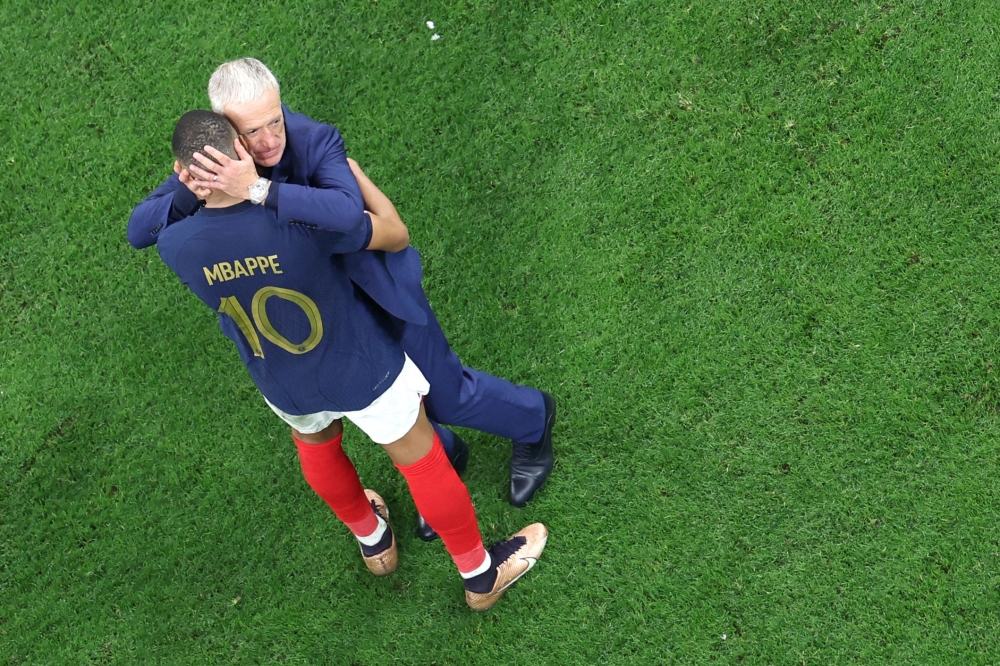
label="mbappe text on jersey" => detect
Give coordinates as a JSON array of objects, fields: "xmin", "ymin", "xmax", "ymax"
[{"xmin": 203, "ymin": 255, "xmax": 283, "ymax": 286}]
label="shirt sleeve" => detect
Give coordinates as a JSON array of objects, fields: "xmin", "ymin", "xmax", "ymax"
[{"xmin": 128, "ymin": 174, "xmax": 201, "ymax": 249}]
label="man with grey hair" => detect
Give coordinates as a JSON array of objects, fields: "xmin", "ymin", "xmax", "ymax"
[{"xmin": 128, "ymin": 58, "xmax": 556, "ymax": 530}]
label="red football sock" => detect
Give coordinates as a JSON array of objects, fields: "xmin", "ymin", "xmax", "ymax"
[
  {"xmin": 395, "ymin": 432, "xmax": 487, "ymax": 575},
  {"xmin": 294, "ymin": 432, "xmax": 379, "ymax": 537}
]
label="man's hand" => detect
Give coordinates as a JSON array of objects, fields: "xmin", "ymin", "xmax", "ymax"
[
  {"xmin": 188, "ymin": 139, "xmax": 260, "ymax": 200},
  {"xmin": 174, "ymin": 160, "xmax": 212, "ymax": 200}
]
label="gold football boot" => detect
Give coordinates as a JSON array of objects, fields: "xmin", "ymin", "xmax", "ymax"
[
  {"xmin": 359, "ymin": 489, "xmax": 398, "ymax": 576},
  {"xmin": 464, "ymin": 523, "xmax": 548, "ymax": 611}
]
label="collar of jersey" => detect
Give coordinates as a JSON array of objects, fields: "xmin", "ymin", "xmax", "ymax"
[{"xmin": 195, "ymin": 201, "xmax": 256, "ymax": 217}]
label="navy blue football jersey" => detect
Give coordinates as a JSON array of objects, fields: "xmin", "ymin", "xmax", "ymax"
[{"xmin": 157, "ymin": 201, "xmax": 405, "ymax": 414}]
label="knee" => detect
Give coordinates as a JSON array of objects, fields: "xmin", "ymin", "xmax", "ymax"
[{"xmin": 292, "ymin": 418, "xmax": 344, "ymax": 445}]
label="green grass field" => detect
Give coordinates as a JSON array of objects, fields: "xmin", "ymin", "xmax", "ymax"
[{"xmin": 4, "ymin": 0, "xmax": 1000, "ymax": 663}]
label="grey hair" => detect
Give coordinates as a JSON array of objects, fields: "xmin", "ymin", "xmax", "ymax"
[{"xmin": 207, "ymin": 58, "xmax": 281, "ymax": 113}]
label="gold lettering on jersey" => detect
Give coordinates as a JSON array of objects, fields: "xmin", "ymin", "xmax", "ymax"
[
  {"xmin": 203, "ymin": 264, "xmax": 224, "ymax": 286},
  {"xmin": 202, "ymin": 255, "xmax": 281, "ymax": 286}
]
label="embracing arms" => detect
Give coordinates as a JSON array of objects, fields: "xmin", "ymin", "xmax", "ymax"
[
  {"xmin": 347, "ymin": 159, "xmax": 409, "ymax": 252},
  {"xmin": 127, "ymin": 119, "xmax": 406, "ymax": 252}
]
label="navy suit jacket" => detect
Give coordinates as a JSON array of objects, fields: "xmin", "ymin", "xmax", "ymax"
[{"xmin": 128, "ymin": 105, "xmax": 428, "ymax": 326}]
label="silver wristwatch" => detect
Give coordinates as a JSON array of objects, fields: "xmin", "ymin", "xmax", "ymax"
[{"xmin": 248, "ymin": 177, "xmax": 270, "ymax": 205}]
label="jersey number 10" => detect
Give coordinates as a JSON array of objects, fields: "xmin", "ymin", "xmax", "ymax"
[{"xmin": 219, "ymin": 286, "xmax": 322, "ymax": 358}]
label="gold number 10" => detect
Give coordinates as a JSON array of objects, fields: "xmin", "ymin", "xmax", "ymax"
[{"xmin": 218, "ymin": 286, "xmax": 323, "ymax": 358}]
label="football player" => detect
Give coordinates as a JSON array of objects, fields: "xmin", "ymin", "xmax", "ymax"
[{"xmin": 155, "ymin": 110, "xmax": 547, "ymax": 611}]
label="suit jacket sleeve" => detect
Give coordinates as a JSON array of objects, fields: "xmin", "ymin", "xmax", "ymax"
[
  {"xmin": 127, "ymin": 174, "xmax": 200, "ymax": 249},
  {"xmin": 265, "ymin": 123, "xmax": 366, "ymax": 233},
  {"xmin": 312, "ymin": 214, "xmax": 374, "ymax": 256}
]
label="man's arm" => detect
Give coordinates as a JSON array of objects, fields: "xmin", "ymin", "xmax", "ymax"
[
  {"xmin": 348, "ymin": 159, "xmax": 409, "ymax": 252},
  {"xmin": 265, "ymin": 124, "xmax": 367, "ymax": 232},
  {"xmin": 310, "ymin": 161, "xmax": 408, "ymax": 256},
  {"xmin": 192, "ymin": 122, "xmax": 367, "ymax": 235},
  {"xmin": 126, "ymin": 168, "xmax": 206, "ymax": 249}
]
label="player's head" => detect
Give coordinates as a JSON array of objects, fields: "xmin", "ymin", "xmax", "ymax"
[
  {"xmin": 208, "ymin": 58, "xmax": 286, "ymax": 168},
  {"xmin": 172, "ymin": 110, "xmax": 239, "ymax": 178}
]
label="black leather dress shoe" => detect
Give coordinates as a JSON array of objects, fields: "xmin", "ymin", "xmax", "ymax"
[
  {"xmin": 416, "ymin": 433, "xmax": 470, "ymax": 541},
  {"xmin": 509, "ymin": 391, "xmax": 556, "ymax": 507}
]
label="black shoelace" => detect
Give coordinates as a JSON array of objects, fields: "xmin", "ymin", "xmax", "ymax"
[
  {"xmin": 511, "ymin": 442, "xmax": 539, "ymax": 461},
  {"xmin": 463, "ymin": 536, "xmax": 528, "ymax": 593}
]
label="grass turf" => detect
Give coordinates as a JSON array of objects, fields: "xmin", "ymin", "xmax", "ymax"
[{"xmin": 4, "ymin": 0, "xmax": 1000, "ymax": 663}]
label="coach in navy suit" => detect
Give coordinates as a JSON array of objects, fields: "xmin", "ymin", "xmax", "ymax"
[{"xmin": 128, "ymin": 58, "xmax": 555, "ymax": 512}]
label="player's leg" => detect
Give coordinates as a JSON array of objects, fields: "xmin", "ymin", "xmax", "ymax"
[
  {"xmin": 394, "ymin": 284, "xmax": 556, "ymax": 507},
  {"xmin": 345, "ymin": 354, "xmax": 548, "ymax": 609},
  {"xmin": 292, "ymin": 419, "xmax": 397, "ymax": 575},
  {"xmin": 264, "ymin": 399, "xmax": 398, "ymax": 576},
  {"xmin": 430, "ymin": 421, "xmax": 469, "ymax": 474},
  {"xmin": 416, "ymin": 422, "xmax": 470, "ymax": 542},
  {"xmin": 382, "ymin": 402, "xmax": 548, "ymax": 611}
]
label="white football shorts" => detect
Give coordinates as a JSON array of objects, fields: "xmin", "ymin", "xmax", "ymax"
[{"xmin": 264, "ymin": 353, "xmax": 429, "ymax": 444}]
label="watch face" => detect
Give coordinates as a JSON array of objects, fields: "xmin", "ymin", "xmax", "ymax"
[{"xmin": 250, "ymin": 179, "xmax": 267, "ymax": 202}]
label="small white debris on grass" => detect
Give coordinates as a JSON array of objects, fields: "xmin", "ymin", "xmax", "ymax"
[
  {"xmin": 722, "ymin": 634, "xmax": 727, "ymax": 640},
  {"xmin": 426, "ymin": 20, "xmax": 435, "ymax": 29},
  {"xmin": 431, "ymin": 33, "xmax": 441, "ymax": 40}
]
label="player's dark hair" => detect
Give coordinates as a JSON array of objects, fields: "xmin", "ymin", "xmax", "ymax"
[{"xmin": 171, "ymin": 110, "xmax": 238, "ymax": 172}]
